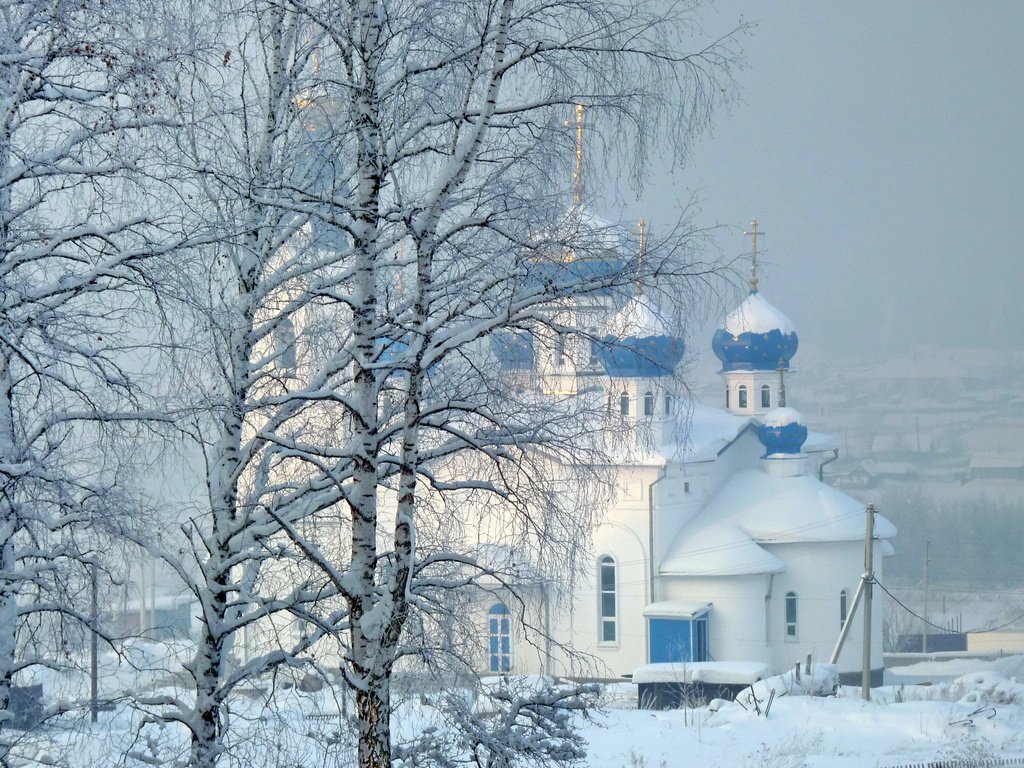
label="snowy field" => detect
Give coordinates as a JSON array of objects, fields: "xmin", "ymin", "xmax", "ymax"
[{"xmin": 10, "ymin": 647, "xmax": 1024, "ymax": 767}]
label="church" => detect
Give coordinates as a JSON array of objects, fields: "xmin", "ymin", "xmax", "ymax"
[{"xmin": 482, "ymin": 218, "xmax": 896, "ymax": 685}]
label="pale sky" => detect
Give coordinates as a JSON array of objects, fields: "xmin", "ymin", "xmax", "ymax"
[{"xmin": 629, "ymin": 0, "xmax": 1024, "ymax": 363}]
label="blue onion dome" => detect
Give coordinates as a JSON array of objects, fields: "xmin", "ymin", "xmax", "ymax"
[
  {"xmin": 523, "ymin": 206, "xmax": 629, "ymax": 296},
  {"xmin": 558, "ymin": 205, "xmax": 630, "ymax": 255},
  {"xmin": 594, "ymin": 295, "xmax": 685, "ymax": 377},
  {"xmin": 759, "ymin": 407, "xmax": 808, "ymax": 457},
  {"xmin": 490, "ymin": 330, "xmax": 534, "ymax": 371},
  {"xmin": 712, "ymin": 291, "xmax": 798, "ymax": 371}
]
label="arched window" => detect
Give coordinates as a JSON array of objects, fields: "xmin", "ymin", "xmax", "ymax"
[
  {"xmin": 599, "ymin": 556, "xmax": 617, "ymax": 643},
  {"xmin": 738, "ymin": 385, "xmax": 748, "ymax": 409},
  {"xmin": 664, "ymin": 394, "xmax": 674, "ymax": 415},
  {"xmin": 761, "ymin": 384, "xmax": 771, "ymax": 408},
  {"xmin": 643, "ymin": 391, "xmax": 655, "ymax": 417},
  {"xmin": 619, "ymin": 391, "xmax": 630, "ymax": 416},
  {"xmin": 554, "ymin": 333, "xmax": 566, "ymax": 366},
  {"xmin": 588, "ymin": 328, "xmax": 598, "ymax": 366},
  {"xmin": 785, "ymin": 592, "xmax": 798, "ymax": 638},
  {"xmin": 840, "ymin": 589, "xmax": 849, "ymax": 629},
  {"xmin": 273, "ymin": 318, "xmax": 297, "ymax": 375},
  {"xmin": 725, "ymin": 387, "xmax": 730, "ymax": 408},
  {"xmin": 488, "ymin": 603, "xmax": 512, "ymax": 672}
]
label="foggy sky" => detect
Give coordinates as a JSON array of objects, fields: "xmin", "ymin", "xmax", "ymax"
[{"xmin": 627, "ymin": 1, "xmax": 1023, "ymax": 364}]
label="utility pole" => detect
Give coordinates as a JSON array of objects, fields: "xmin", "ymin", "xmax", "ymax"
[
  {"xmin": 862, "ymin": 504, "xmax": 876, "ymax": 701},
  {"xmin": 922, "ymin": 540, "xmax": 930, "ymax": 654}
]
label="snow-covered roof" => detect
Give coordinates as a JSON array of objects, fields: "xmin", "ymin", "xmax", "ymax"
[
  {"xmin": 643, "ymin": 601, "xmax": 711, "ymax": 618},
  {"xmin": 723, "ymin": 292, "xmax": 795, "ymax": 335},
  {"xmin": 762, "ymin": 407, "xmax": 803, "ymax": 428},
  {"xmin": 603, "ymin": 294, "xmax": 672, "ymax": 338},
  {"xmin": 803, "ymin": 429, "xmax": 835, "ymax": 453},
  {"xmin": 605, "ymin": 404, "xmax": 752, "ymax": 467},
  {"xmin": 713, "ymin": 291, "xmax": 799, "ymax": 371},
  {"xmin": 969, "ymin": 452, "xmax": 1024, "ymax": 470},
  {"xmin": 667, "ymin": 405, "xmax": 753, "ymax": 462},
  {"xmin": 632, "ymin": 661, "xmax": 769, "ymax": 685},
  {"xmin": 661, "ymin": 520, "xmax": 786, "ymax": 576},
  {"xmin": 660, "ymin": 469, "xmax": 896, "ymax": 577},
  {"xmin": 535, "ymin": 204, "xmax": 630, "ymax": 253},
  {"xmin": 598, "ymin": 400, "xmax": 831, "ymax": 469}
]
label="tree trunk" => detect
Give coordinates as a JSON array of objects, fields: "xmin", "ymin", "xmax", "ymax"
[
  {"xmin": 0, "ymin": 363, "xmax": 18, "ymax": 765},
  {"xmin": 0, "ymin": 519, "xmax": 15, "ymax": 767},
  {"xmin": 356, "ymin": 678, "xmax": 392, "ymax": 768},
  {"xmin": 189, "ymin": 616, "xmax": 227, "ymax": 768}
]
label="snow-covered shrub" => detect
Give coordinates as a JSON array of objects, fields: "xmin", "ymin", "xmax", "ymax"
[
  {"xmin": 395, "ymin": 677, "xmax": 599, "ymax": 768},
  {"xmin": 735, "ymin": 664, "xmax": 839, "ymax": 710},
  {"xmin": 939, "ymin": 671, "xmax": 1024, "ymax": 706}
]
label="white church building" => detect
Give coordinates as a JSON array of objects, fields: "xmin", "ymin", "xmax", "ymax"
[{"xmin": 482, "ymin": 222, "xmax": 896, "ymax": 685}]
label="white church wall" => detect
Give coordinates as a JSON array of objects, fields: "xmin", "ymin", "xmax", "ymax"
[
  {"xmin": 761, "ymin": 540, "xmax": 884, "ymax": 675},
  {"xmin": 492, "ymin": 519, "xmax": 649, "ymax": 679},
  {"xmin": 652, "ymin": 464, "xmax": 708, "ymax": 581},
  {"xmin": 477, "ymin": 462, "xmax": 656, "ymax": 679},
  {"xmin": 702, "ymin": 430, "xmax": 764, "ymax": 500},
  {"xmin": 652, "ymin": 431, "xmax": 763, "ymax": 582},
  {"xmin": 557, "ymin": 464, "xmax": 657, "ymax": 678}
]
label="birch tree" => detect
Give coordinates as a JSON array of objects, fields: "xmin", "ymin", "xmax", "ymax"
[
  {"xmin": 131, "ymin": 6, "xmax": 370, "ymax": 766},
  {"xmin": 266, "ymin": 1, "xmax": 742, "ymax": 766},
  {"xmin": 0, "ymin": 0, "xmax": 183, "ymax": 758},
  {"xmin": 139, "ymin": 0, "xmax": 739, "ymax": 766}
]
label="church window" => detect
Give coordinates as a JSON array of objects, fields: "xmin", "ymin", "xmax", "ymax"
[
  {"xmin": 684, "ymin": 481, "xmax": 690, "ymax": 493},
  {"xmin": 643, "ymin": 391, "xmax": 655, "ymax": 417},
  {"xmin": 761, "ymin": 384, "xmax": 771, "ymax": 408},
  {"xmin": 619, "ymin": 392, "xmax": 630, "ymax": 416},
  {"xmin": 785, "ymin": 592, "xmax": 798, "ymax": 638},
  {"xmin": 738, "ymin": 385, "xmax": 748, "ymax": 409},
  {"xmin": 725, "ymin": 387, "xmax": 730, "ymax": 408},
  {"xmin": 599, "ymin": 556, "xmax": 617, "ymax": 643},
  {"xmin": 554, "ymin": 333, "xmax": 566, "ymax": 366},
  {"xmin": 488, "ymin": 603, "xmax": 512, "ymax": 672},
  {"xmin": 588, "ymin": 328, "xmax": 598, "ymax": 366},
  {"xmin": 664, "ymin": 394, "xmax": 674, "ymax": 415},
  {"xmin": 840, "ymin": 589, "xmax": 849, "ymax": 629}
]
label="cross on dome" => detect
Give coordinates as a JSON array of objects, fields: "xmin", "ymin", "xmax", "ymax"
[
  {"xmin": 743, "ymin": 218, "xmax": 764, "ymax": 292},
  {"xmin": 573, "ymin": 103, "xmax": 585, "ymax": 205}
]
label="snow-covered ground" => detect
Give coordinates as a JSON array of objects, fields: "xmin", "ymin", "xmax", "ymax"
[
  {"xmin": 9, "ymin": 651, "xmax": 1024, "ymax": 767},
  {"xmin": 587, "ymin": 664, "xmax": 1024, "ymax": 768}
]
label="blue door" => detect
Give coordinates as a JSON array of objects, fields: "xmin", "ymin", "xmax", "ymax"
[
  {"xmin": 649, "ymin": 618, "xmax": 692, "ymax": 663},
  {"xmin": 648, "ymin": 614, "xmax": 710, "ymax": 663}
]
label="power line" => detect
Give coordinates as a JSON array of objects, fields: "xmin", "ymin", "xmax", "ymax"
[
  {"xmin": 875, "ymin": 578, "xmax": 1024, "ymax": 635},
  {"xmin": 874, "ymin": 579, "xmax": 951, "ymax": 632}
]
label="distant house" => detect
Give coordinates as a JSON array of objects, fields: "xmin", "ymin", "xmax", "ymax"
[
  {"xmin": 828, "ymin": 463, "xmax": 874, "ymax": 489},
  {"xmin": 968, "ymin": 453, "xmax": 1024, "ymax": 481},
  {"xmin": 860, "ymin": 460, "xmax": 918, "ymax": 482},
  {"xmin": 967, "ymin": 631, "xmax": 1024, "ymax": 655}
]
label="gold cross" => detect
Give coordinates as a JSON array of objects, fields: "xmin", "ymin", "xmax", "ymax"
[
  {"xmin": 743, "ymin": 218, "xmax": 764, "ymax": 292},
  {"xmin": 636, "ymin": 218, "xmax": 646, "ymax": 293},
  {"xmin": 573, "ymin": 104, "xmax": 585, "ymax": 205}
]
